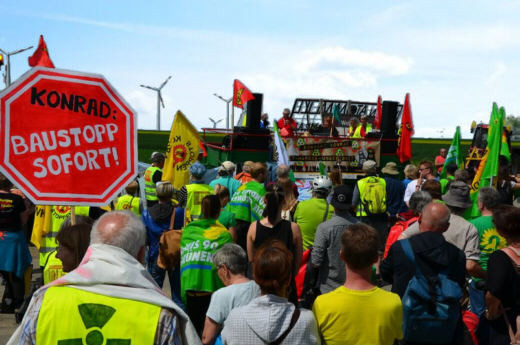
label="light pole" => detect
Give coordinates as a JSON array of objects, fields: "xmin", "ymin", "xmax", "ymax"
[
  {"xmin": 213, "ymin": 93, "xmax": 232, "ymax": 130},
  {"xmin": 0, "ymin": 45, "xmax": 34, "ymax": 87},
  {"xmin": 140, "ymin": 75, "xmax": 172, "ymax": 130}
]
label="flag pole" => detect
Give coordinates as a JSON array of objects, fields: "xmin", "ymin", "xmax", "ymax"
[{"xmin": 231, "ymin": 105, "xmax": 235, "ymax": 133}]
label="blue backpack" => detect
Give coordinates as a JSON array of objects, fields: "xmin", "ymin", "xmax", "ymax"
[{"xmin": 400, "ymin": 239, "xmax": 463, "ymax": 344}]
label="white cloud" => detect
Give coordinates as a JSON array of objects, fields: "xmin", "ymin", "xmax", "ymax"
[{"xmin": 488, "ymin": 61, "xmax": 507, "ymax": 83}]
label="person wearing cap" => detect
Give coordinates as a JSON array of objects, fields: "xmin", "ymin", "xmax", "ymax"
[
  {"xmin": 293, "ymin": 175, "xmax": 334, "ymax": 250},
  {"xmin": 235, "ymin": 161, "xmax": 254, "ymax": 185},
  {"xmin": 177, "ymin": 162, "xmax": 214, "ymax": 221},
  {"xmin": 311, "ymin": 185, "xmax": 359, "ymax": 294},
  {"xmin": 381, "ymin": 162, "xmax": 406, "ymax": 222},
  {"xmin": 229, "ymin": 163, "xmax": 267, "ymax": 251},
  {"xmin": 144, "ymin": 152, "xmax": 165, "ymax": 208},
  {"xmin": 209, "ymin": 161, "xmax": 242, "ymax": 199},
  {"xmin": 400, "ymin": 181, "xmax": 484, "ymax": 280},
  {"xmin": 352, "ymin": 160, "xmax": 388, "ymax": 252},
  {"xmin": 115, "ymin": 180, "xmax": 143, "ymax": 216},
  {"xmin": 277, "ymin": 108, "xmax": 297, "ymax": 137}
]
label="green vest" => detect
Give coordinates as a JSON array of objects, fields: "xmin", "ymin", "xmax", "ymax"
[
  {"xmin": 40, "ymin": 206, "xmax": 90, "ymax": 265},
  {"xmin": 348, "ymin": 125, "xmax": 363, "ymax": 138},
  {"xmin": 180, "ymin": 218, "xmax": 233, "ymax": 302},
  {"xmin": 43, "ymin": 251, "xmax": 65, "ymax": 285},
  {"xmin": 186, "ymin": 184, "xmax": 214, "ymax": 220},
  {"xmin": 36, "ymin": 286, "xmax": 160, "ymax": 345},
  {"xmin": 116, "ymin": 194, "xmax": 141, "ymax": 216},
  {"xmin": 144, "ymin": 166, "xmax": 161, "ymax": 202},
  {"xmin": 229, "ymin": 180, "xmax": 266, "ymax": 222},
  {"xmin": 356, "ymin": 176, "xmax": 387, "ymax": 216}
]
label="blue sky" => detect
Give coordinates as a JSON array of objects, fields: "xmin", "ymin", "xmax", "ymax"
[{"xmin": 2, "ymin": 0, "xmax": 520, "ymax": 138}]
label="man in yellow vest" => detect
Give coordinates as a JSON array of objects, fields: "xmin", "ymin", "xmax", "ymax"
[
  {"xmin": 352, "ymin": 160, "xmax": 388, "ymax": 253},
  {"xmin": 144, "ymin": 152, "xmax": 165, "ymax": 208},
  {"xmin": 178, "ymin": 162, "xmax": 213, "ymax": 221},
  {"xmin": 360, "ymin": 115, "xmax": 372, "ymax": 135},
  {"xmin": 115, "ymin": 181, "xmax": 142, "ymax": 216},
  {"xmin": 9, "ymin": 211, "xmax": 200, "ymax": 345},
  {"xmin": 347, "ymin": 117, "xmax": 366, "ymax": 138}
]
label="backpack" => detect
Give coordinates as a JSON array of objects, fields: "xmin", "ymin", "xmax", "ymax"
[
  {"xmin": 400, "ymin": 239, "xmax": 463, "ymax": 344},
  {"xmin": 360, "ymin": 176, "xmax": 387, "ymax": 214}
]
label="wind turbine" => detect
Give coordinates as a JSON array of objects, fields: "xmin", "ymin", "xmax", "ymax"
[
  {"xmin": 140, "ymin": 75, "xmax": 172, "ymax": 130},
  {"xmin": 209, "ymin": 117, "xmax": 223, "ymax": 129}
]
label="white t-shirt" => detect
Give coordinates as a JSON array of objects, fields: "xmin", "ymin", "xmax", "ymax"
[
  {"xmin": 403, "ymin": 179, "xmax": 419, "ymax": 204},
  {"xmin": 206, "ymin": 280, "xmax": 260, "ymax": 324}
]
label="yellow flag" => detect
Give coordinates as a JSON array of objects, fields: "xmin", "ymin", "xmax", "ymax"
[
  {"xmin": 162, "ymin": 111, "xmax": 201, "ymax": 190},
  {"xmin": 31, "ymin": 205, "xmax": 52, "ymax": 249}
]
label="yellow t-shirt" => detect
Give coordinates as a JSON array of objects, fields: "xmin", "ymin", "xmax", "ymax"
[{"xmin": 312, "ymin": 285, "xmax": 403, "ymax": 345}]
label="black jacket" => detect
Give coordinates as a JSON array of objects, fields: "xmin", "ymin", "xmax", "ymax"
[{"xmin": 380, "ymin": 231, "xmax": 466, "ymax": 298}]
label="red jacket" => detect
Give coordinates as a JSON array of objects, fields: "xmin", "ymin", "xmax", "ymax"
[{"xmin": 277, "ymin": 117, "xmax": 297, "ymax": 137}]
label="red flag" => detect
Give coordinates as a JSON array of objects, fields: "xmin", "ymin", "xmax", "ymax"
[
  {"xmin": 233, "ymin": 79, "xmax": 255, "ymax": 109},
  {"xmin": 397, "ymin": 93, "xmax": 414, "ymax": 163},
  {"xmin": 374, "ymin": 95, "xmax": 382, "ymax": 130},
  {"xmin": 28, "ymin": 35, "xmax": 55, "ymax": 68}
]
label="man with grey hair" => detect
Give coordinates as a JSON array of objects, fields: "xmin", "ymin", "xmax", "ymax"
[
  {"xmin": 202, "ymin": 244, "xmax": 260, "ymax": 345},
  {"xmin": 468, "ymin": 187, "xmax": 506, "ymax": 317},
  {"xmin": 9, "ymin": 211, "xmax": 200, "ymax": 345},
  {"xmin": 144, "ymin": 151, "xmax": 165, "ymax": 208}
]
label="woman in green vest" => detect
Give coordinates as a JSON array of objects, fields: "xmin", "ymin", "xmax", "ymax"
[{"xmin": 180, "ymin": 194, "xmax": 233, "ymax": 335}]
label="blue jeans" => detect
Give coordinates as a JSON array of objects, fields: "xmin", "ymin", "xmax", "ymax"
[
  {"xmin": 147, "ymin": 257, "xmax": 185, "ymax": 311},
  {"xmin": 469, "ymin": 280, "xmax": 486, "ymax": 316}
]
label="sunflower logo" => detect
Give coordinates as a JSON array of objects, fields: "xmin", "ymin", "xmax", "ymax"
[
  {"xmin": 58, "ymin": 304, "xmax": 130, "ymax": 345},
  {"xmin": 481, "ymin": 228, "xmax": 506, "ymax": 254}
]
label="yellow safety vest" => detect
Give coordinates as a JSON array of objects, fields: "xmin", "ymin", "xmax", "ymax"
[
  {"xmin": 144, "ymin": 166, "xmax": 161, "ymax": 202},
  {"xmin": 43, "ymin": 251, "xmax": 65, "ymax": 285},
  {"xmin": 186, "ymin": 184, "xmax": 214, "ymax": 220},
  {"xmin": 39, "ymin": 206, "xmax": 90, "ymax": 265},
  {"xmin": 356, "ymin": 176, "xmax": 387, "ymax": 217},
  {"xmin": 36, "ymin": 286, "xmax": 160, "ymax": 345},
  {"xmin": 115, "ymin": 195, "xmax": 141, "ymax": 216},
  {"xmin": 348, "ymin": 125, "xmax": 363, "ymax": 138},
  {"xmin": 363, "ymin": 123, "xmax": 372, "ymax": 133}
]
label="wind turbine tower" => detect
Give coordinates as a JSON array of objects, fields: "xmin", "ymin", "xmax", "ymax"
[{"xmin": 140, "ymin": 75, "xmax": 172, "ymax": 130}]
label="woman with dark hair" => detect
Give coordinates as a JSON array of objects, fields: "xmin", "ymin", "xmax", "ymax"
[
  {"xmin": 222, "ymin": 240, "xmax": 319, "ymax": 344},
  {"xmin": 484, "ymin": 205, "xmax": 520, "ymax": 344},
  {"xmin": 246, "ymin": 184, "xmax": 303, "ymax": 304},
  {"xmin": 43, "ymin": 215, "xmax": 93, "ymax": 284},
  {"xmin": 180, "ymin": 194, "xmax": 233, "ymax": 335},
  {"xmin": 0, "ymin": 174, "xmax": 32, "ymax": 313},
  {"xmin": 214, "ymin": 184, "xmax": 237, "ymax": 239}
]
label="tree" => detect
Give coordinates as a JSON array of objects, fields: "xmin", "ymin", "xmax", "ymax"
[{"xmin": 505, "ymin": 115, "xmax": 520, "ymax": 140}]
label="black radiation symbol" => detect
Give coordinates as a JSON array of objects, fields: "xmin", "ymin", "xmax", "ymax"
[{"xmin": 58, "ymin": 303, "xmax": 130, "ymax": 345}]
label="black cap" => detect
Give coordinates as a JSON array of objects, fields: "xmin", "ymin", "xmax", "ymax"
[{"xmin": 330, "ymin": 185, "xmax": 353, "ymax": 211}]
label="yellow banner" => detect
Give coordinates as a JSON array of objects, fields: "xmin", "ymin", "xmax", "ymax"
[
  {"xmin": 162, "ymin": 111, "xmax": 200, "ymax": 190},
  {"xmin": 31, "ymin": 205, "xmax": 52, "ymax": 249}
]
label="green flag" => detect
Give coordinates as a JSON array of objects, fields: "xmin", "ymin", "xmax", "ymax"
[
  {"xmin": 500, "ymin": 108, "xmax": 511, "ymax": 162},
  {"xmin": 469, "ymin": 103, "xmax": 503, "ymax": 218},
  {"xmin": 332, "ymin": 104, "xmax": 341, "ymax": 124},
  {"xmin": 440, "ymin": 126, "xmax": 463, "ymax": 179},
  {"xmin": 319, "ymin": 162, "xmax": 326, "ymax": 175}
]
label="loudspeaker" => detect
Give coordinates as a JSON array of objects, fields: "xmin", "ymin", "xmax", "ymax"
[
  {"xmin": 245, "ymin": 93, "xmax": 263, "ymax": 130},
  {"xmin": 232, "ymin": 127, "xmax": 270, "ymax": 150},
  {"xmin": 381, "ymin": 101, "xmax": 399, "ymax": 138},
  {"xmin": 381, "ymin": 101, "xmax": 399, "ymax": 154}
]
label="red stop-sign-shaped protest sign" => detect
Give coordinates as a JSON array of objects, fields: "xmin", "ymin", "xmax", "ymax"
[{"xmin": 0, "ymin": 67, "xmax": 137, "ymax": 206}]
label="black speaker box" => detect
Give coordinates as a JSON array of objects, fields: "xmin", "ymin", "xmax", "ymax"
[
  {"xmin": 245, "ymin": 93, "xmax": 263, "ymax": 130},
  {"xmin": 381, "ymin": 101, "xmax": 399, "ymax": 138},
  {"xmin": 232, "ymin": 127, "xmax": 270, "ymax": 150}
]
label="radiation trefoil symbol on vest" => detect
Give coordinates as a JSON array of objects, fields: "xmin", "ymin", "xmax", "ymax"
[{"xmin": 58, "ymin": 303, "xmax": 130, "ymax": 345}]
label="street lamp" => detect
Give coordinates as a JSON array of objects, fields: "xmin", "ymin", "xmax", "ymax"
[
  {"xmin": 140, "ymin": 75, "xmax": 172, "ymax": 131},
  {"xmin": 213, "ymin": 93, "xmax": 232, "ymax": 130},
  {"xmin": 0, "ymin": 45, "xmax": 34, "ymax": 87}
]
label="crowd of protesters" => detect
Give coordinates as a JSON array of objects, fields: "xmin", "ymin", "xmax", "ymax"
[{"xmin": 2, "ymin": 146, "xmax": 520, "ymax": 345}]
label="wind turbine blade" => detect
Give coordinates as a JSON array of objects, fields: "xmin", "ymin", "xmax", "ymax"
[
  {"xmin": 159, "ymin": 92, "xmax": 165, "ymax": 108},
  {"xmin": 140, "ymin": 84, "xmax": 156, "ymax": 91},
  {"xmin": 159, "ymin": 75, "xmax": 172, "ymax": 89}
]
